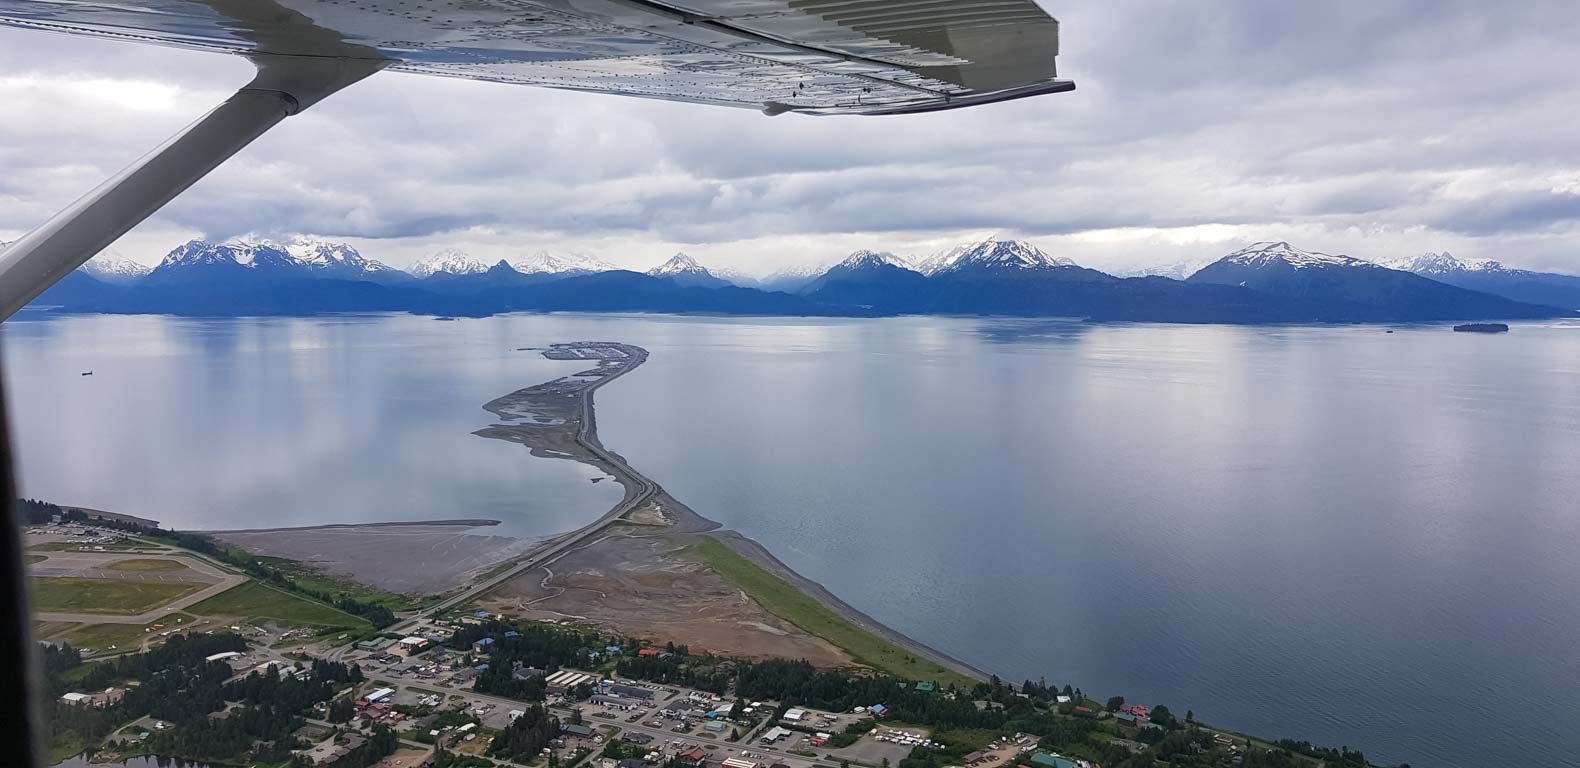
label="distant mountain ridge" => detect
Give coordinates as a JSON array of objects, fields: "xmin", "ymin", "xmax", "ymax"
[
  {"xmin": 1187, "ymin": 242, "xmax": 1560, "ymax": 321},
  {"xmin": 27, "ymin": 237, "xmax": 1577, "ymax": 323},
  {"xmin": 409, "ymin": 248, "xmax": 488, "ymax": 278},
  {"xmin": 512, "ymin": 250, "xmax": 615, "ymax": 276},
  {"xmin": 1384, "ymin": 251, "xmax": 1580, "ymax": 310}
]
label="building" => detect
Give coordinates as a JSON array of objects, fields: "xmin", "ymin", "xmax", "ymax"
[
  {"xmin": 618, "ymin": 759, "xmax": 648, "ymax": 768},
  {"xmin": 869, "ymin": 704, "xmax": 888, "ymax": 717},
  {"xmin": 365, "ymin": 687, "xmax": 395, "ymax": 704},
  {"xmin": 760, "ymin": 726, "xmax": 792, "ymax": 744},
  {"xmin": 205, "ymin": 651, "xmax": 242, "ymax": 663},
  {"xmin": 782, "ymin": 707, "xmax": 805, "ymax": 722},
  {"xmin": 1028, "ymin": 754, "xmax": 1080, "ymax": 768},
  {"xmin": 638, "ymin": 648, "xmax": 661, "ymax": 657},
  {"xmin": 915, "ymin": 682, "xmax": 936, "ymax": 693},
  {"xmin": 722, "ymin": 758, "xmax": 758, "ymax": 768},
  {"xmin": 963, "ymin": 752, "xmax": 986, "ymax": 765},
  {"xmin": 609, "ymin": 683, "xmax": 654, "ymax": 701},
  {"xmin": 1114, "ymin": 713, "xmax": 1137, "ymax": 727},
  {"xmin": 545, "ymin": 669, "xmax": 598, "ymax": 692},
  {"xmin": 396, "ymin": 636, "xmax": 430, "ymax": 657},
  {"xmin": 704, "ymin": 721, "xmax": 728, "ymax": 733},
  {"xmin": 60, "ymin": 692, "xmax": 90, "ymax": 705},
  {"xmin": 562, "ymin": 723, "xmax": 595, "ymax": 738},
  {"xmin": 678, "ymin": 747, "xmax": 707, "ymax": 766},
  {"xmin": 355, "ymin": 636, "xmax": 397, "ymax": 652},
  {"xmin": 473, "ymin": 637, "xmax": 496, "ymax": 654}
]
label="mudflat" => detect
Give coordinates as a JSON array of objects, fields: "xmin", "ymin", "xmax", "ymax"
[{"xmin": 211, "ymin": 522, "xmax": 533, "ymax": 595}]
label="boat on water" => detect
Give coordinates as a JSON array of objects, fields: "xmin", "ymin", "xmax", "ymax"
[
  {"xmin": 1453, "ymin": 323, "xmax": 1510, "ymax": 333},
  {"xmin": 80, "ymin": 371, "xmax": 93, "ymax": 376}
]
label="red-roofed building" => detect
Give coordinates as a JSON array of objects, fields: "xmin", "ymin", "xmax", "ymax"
[{"xmin": 639, "ymin": 649, "xmax": 661, "ymax": 657}]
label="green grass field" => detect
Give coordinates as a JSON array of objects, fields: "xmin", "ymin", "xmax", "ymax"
[
  {"xmin": 106, "ymin": 558, "xmax": 189, "ymax": 572},
  {"xmin": 29, "ymin": 540, "xmax": 153, "ymax": 552},
  {"xmin": 685, "ymin": 537, "xmax": 977, "ymax": 689},
  {"xmin": 255, "ymin": 555, "xmax": 428, "ymax": 611},
  {"xmin": 187, "ymin": 580, "xmax": 371, "ymax": 631},
  {"xmin": 30, "ymin": 576, "xmax": 207, "ymax": 615},
  {"xmin": 58, "ymin": 614, "xmax": 192, "ymax": 655}
]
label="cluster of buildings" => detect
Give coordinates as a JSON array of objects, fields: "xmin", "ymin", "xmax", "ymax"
[{"xmin": 58, "ymin": 688, "xmax": 125, "ymax": 708}]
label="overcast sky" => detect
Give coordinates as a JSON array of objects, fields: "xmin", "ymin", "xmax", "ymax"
[{"xmin": 3, "ymin": 1, "xmax": 1579, "ymax": 276}]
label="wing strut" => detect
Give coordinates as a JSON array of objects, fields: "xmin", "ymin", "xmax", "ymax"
[{"xmin": 0, "ymin": 53, "xmax": 386, "ymax": 321}]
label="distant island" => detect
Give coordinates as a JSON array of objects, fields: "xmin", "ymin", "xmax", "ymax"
[
  {"xmin": 23, "ymin": 237, "xmax": 1579, "ymax": 325},
  {"xmin": 1453, "ymin": 323, "xmax": 1510, "ymax": 333}
]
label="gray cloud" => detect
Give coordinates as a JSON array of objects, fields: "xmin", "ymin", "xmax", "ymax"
[{"xmin": 3, "ymin": 0, "xmax": 1580, "ymax": 276}]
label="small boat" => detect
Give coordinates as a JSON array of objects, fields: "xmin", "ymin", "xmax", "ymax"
[
  {"xmin": 80, "ymin": 371, "xmax": 93, "ymax": 376},
  {"xmin": 1453, "ymin": 323, "xmax": 1509, "ymax": 333}
]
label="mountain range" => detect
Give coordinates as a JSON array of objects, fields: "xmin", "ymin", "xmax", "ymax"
[
  {"xmin": 23, "ymin": 237, "xmax": 1578, "ymax": 323},
  {"xmin": 1382, "ymin": 251, "xmax": 1580, "ymax": 309}
]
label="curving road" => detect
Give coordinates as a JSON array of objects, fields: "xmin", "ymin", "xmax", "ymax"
[{"xmin": 414, "ymin": 343, "xmax": 656, "ymax": 622}]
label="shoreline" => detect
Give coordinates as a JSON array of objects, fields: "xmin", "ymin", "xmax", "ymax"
[
  {"xmin": 461, "ymin": 341, "xmax": 990, "ymax": 683},
  {"xmin": 190, "ymin": 518, "xmax": 501, "ymax": 534}
]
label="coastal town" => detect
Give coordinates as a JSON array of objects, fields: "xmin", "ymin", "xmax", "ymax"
[{"xmin": 24, "ymin": 496, "xmax": 1381, "ymax": 768}]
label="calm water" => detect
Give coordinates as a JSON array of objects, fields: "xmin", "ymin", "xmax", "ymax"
[{"xmin": 9, "ymin": 313, "xmax": 1580, "ymax": 768}]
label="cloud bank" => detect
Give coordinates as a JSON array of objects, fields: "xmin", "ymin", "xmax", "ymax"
[{"xmin": 3, "ymin": 0, "xmax": 1578, "ymax": 276}]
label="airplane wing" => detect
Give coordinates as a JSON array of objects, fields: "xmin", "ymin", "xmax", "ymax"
[{"xmin": 0, "ymin": 0, "xmax": 1071, "ymax": 115}]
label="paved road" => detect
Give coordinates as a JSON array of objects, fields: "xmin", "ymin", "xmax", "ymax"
[{"xmin": 411, "ymin": 344, "xmax": 657, "ymax": 624}]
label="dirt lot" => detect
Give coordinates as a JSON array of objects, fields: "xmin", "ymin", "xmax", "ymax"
[
  {"xmin": 212, "ymin": 522, "xmax": 534, "ymax": 595},
  {"xmin": 476, "ymin": 523, "xmax": 851, "ymax": 667},
  {"xmin": 372, "ymin": 746, "xmax": 432, "ymax": 768}
]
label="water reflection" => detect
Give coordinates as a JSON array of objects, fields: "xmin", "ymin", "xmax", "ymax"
[{"xmin": 10, "ymin": 313, "xmax": 1580, "ymax": 768}]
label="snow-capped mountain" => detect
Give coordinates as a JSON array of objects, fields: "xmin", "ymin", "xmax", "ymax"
[
  {"xmin": 836, "ymin": 249, "xmax": 915, "ymax": 271},
  {"xmin": 646, "ymin": 252, "xmax": 730, "ymax": 288},
  {"xmin": 156, "ymin": 240, "xmax": 298, "ymax": 271},
  {"xmin": 283, "ymin": 236, "xmax": 400, "ymax": 277},
  {"xmin": 511, "ymin": 250, "xmax": 615, "ymax": 276},
  {"xmin": 81, "ymin": 252, "xmax": 153, "ymax": 284},
  {"xmin": 146, "ymin": 238, "xmax": 409, "ymax": 285},
  {"xmin": 914, "ymin": 241, "xmax": 974, "ymax": 276},
  {"xmin": 1213, "ymin": 241, "xmax": 1386, "ymax": 271},
  {"xmin": 927, "ymin": 236, "xmax": 1076, "ymax": 275},
  {"xmin": 409, "ymin": 248, "xmax": 489, "ymax": 278},
  {"xmin": 1387, "ymin": 251, "xmax": 1580, "ymax": 310},
  {"xmin": 647, "ymin": 252, "xmax": 706, "ymax": 277},
  {"xmin": 710, "ymin": 265, "xmax": 760, "ymax": 288},
  {"xmin": 1384, "ymin": 251, "xmax": 1503, "ymax": 276},
  {"xmin": 1186, "ymin": 241, "xmax": 1563, "ymax": 320},
  {"xmin": 759, "ymin": 261, "xmax": 836, "ymax": 292},
  {"xmin": 800, "ymin": 249, "xmax": 929, "ymax": 306},
  {"xmin": 1122, "ymin": 257, "xmax": 1217, "ymax": 281}
]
